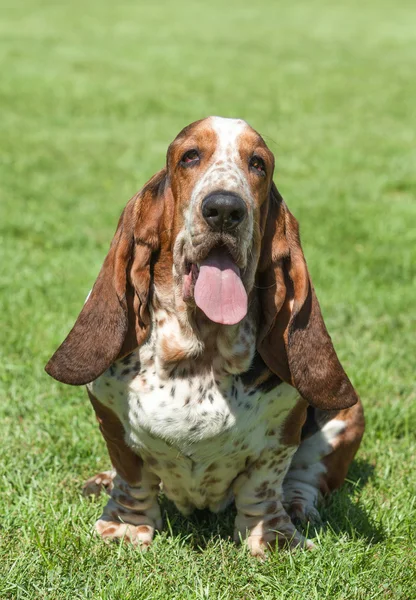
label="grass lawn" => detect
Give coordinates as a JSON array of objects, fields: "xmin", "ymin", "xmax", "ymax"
[{"xmin": 1, "ymin": 0, "xmax": 415, "ymax": 597}]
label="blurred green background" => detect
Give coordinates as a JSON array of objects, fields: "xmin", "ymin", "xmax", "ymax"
[{"xmin": 1, "ymin": 0, "xmax": 415, "ymax": 598}]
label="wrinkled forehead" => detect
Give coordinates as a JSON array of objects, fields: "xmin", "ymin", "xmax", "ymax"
[{"xmin": 169, "ymin": 116, "xmax": 268, "ymax": 159}]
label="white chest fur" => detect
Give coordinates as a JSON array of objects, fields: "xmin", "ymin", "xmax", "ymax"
[{"xmin": 88, "ymin": 314, "xmax": 299, "ymax": 513}]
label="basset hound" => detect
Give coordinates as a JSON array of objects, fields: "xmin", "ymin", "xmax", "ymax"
[{"xmin": 46, "ymin": 117, "xmax": 364, "ymax": 558}]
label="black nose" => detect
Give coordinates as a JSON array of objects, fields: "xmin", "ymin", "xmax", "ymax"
[{"xmin": 201, "ymin": 192, "xmax": 247, "ymax": 232}]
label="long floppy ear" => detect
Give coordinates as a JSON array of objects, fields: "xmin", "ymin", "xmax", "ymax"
[
  {"xmin": 257, "ymin": 183, "xmax": 358, "ymax": 410},
  {"xmin": 45, "ymin": 170, "xmax": 167, "ymax": 385}
]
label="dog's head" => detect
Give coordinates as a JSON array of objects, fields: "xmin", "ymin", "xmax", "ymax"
[{"xmin": 46, "ymin": 117, "xmax": 357, "ymax": 410}]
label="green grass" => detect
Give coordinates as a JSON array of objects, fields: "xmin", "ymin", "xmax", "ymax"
[{"xmin": 1, "ymin": 0, "xmax": 415, "ymax": 597}]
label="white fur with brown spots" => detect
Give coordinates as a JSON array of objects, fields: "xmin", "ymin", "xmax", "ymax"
[
  {"xmin": 87, "ymin": 298, "xmax": 315, "ymax": 556},
  {"xmin": 47, "ymin": 117, "xmax": 364, "ymax": 558}
]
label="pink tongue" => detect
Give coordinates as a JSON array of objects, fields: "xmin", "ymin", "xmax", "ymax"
[{"xmin": 194, "ymin": 249, "xmax": 248, "ymax": 325}]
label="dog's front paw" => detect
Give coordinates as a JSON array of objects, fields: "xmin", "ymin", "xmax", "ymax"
[
  {"xmin": 95, "ymin": 474, "xmax": 162, "ymax": 550},
  {"xmin": 245, "ymin": 528, "xmax": 315, "ymax": 560},
  {"xmin": 95, "ymin": 517, "xmax": 156, "ymax": 550},
  {"xmin": 234, "ymin": 504, "xmax": 315, "ymax": 559}
]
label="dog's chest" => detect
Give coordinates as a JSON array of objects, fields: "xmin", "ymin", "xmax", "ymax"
[{"xmin": 88, "ymin": 319, "xmax": 299, "ymax": 510}]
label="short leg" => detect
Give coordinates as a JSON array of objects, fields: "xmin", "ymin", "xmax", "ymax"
[
  {"xmin": 87, "ymin": 391, "xmax": 162, "ymax": 549},
  {"xmin": 283, "ymin": 400, "xmax": 365, "ymax": 525},
  {"xmin": 96, "ymin": 471, "xmax": 161, "ymax": 549},
  {"xmin": 233, "ymin": 444, "xmax": 314, "ymax": 559}
]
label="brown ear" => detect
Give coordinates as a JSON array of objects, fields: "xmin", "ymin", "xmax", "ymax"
[
  {"xmin": 45, "ymin": 170, "xmax": 167, "ymax": 385},
  {"xmin": 257, "ymin": 183, "xmax": 358, "ymax": 410}
]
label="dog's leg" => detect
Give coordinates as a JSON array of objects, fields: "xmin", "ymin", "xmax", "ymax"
[
  {"xmin": 95, "ymin": 472, "xmax": 161, "ymax": 549},
  {"xmin": 283, "ymin": 400, "xmax": 365, "ymax": 526},
  {"xmin": 88, "ymin": 391, "xmax": 162, "ymax": 550},
  {"xmin": 233, "ymin": 400, "xmax": 315, "ymax": 559},
  {"xmin": 233, "ymin": 445, "xmax": 315, "ymax": 559}
]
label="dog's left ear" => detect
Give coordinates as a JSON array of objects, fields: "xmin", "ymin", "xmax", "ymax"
[{"xmin": 257, "ymin": 183, "xmax": 358, "ymax": 410}]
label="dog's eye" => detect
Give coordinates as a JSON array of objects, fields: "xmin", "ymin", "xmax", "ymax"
[
  {"xmin": 249, "ymin": 155, "xmax": 266, "ymax": 175},
  {"xmin": 181, "ymin": 149, "xmax": 200, "ymax": 166}
]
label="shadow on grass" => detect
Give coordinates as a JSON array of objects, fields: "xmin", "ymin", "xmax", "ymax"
[
  {"xmin": 318, "ymin": 457, "xmax": 384, "ymax": 543},
  {"xmin": 158, "ymin": 457, "xmax": 383, "ymax": 551},
  {"xmin": 159, "ymin": 498, "xmax": 236, "ymax": 552}
]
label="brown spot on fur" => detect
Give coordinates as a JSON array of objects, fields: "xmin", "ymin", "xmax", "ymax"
[
  {"xmin": 206, "ymin": 462, "xmax": 218, "ymax": 472},
  {"xmin": 267, "ymin": 517, "xmax": 280, "ymax": 528},
  {"xmin": 160, "ymin": 338, "xmax": 189, "ymax": 363},
  {"xmin": 88, "ymin": 392, "xmax": 143, "ymax": 485},
  {"xmin": 266, "ymin": 501, "xmax": 277, "ymax": 514},
  {"xmin": 117, "ymin": 494, "xmax": 137, "ymax": 508},
  {"xmin": 281, "ymin": 398, "xmax": 308, "ymax": 446},
  {"xmin": 137, "ymin": 525, "xmax": 151, "ymax": 534},
  {"xmin": 290, "ymin": 501, "xmax": 304, "ymax": 513},
  {"xmin": 102, "ymin": 526, "xmax": 118, "ymax": 536},
  {"xmin": 255, "ymin": 481, "xmax": 269, "ymax": 496}
]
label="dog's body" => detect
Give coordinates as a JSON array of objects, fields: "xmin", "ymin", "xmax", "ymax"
[{"xmin": 46, "ymin": 117, "xmax": 364, "ymax": 558}]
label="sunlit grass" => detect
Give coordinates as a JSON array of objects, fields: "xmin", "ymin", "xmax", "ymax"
[{"xmin": 1, "ymin": 0, "xmax": 415, "ymax": 597}]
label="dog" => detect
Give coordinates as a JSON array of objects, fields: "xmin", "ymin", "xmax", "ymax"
[{"xmin": 46, "ymin": 116, "xmax": 364, "ymax": 558}]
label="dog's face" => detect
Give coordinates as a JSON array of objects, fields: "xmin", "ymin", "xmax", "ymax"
[
  {"xmin": 45, "ymin": 116, "xmax": 358, "ymax": 413},
  {"xmin": 165, "ymin": 117, "xmax": 274, "ymax": 325}
]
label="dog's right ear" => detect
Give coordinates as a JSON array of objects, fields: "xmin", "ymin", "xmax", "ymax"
[{"xmin": 45, "ymin": 170, "xmax": 168, "ymax": 385}]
